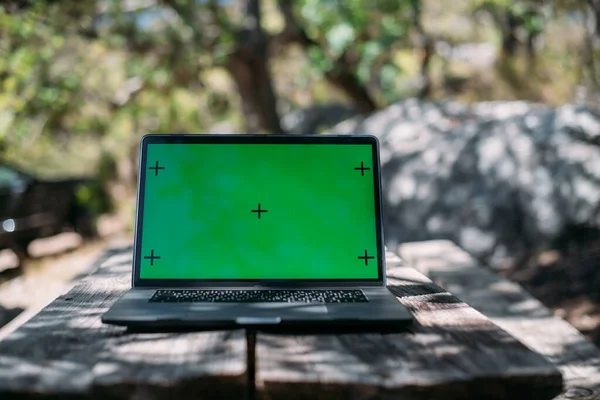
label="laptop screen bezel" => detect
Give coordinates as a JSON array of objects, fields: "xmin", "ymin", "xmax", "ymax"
[{"xmin": 132, "ymin": 134, "xmax": 386, "ymax": 288}]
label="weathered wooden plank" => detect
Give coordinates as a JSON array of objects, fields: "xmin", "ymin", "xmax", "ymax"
[
  {"xmin": 399, "ymin": 240, "xmax": 600, "ymax": 400},
  {"xmin": 0, "ymin": 245, "xmax": 247, "ymax": 399},
  {"xmin": 255, "ymin": 252, "xmax": 562, "ymax": 400}
]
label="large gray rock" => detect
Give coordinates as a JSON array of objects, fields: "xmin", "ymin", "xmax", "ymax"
[{"xmin": 330, "ymin": 99, "xmax": 600, "ymax": 268}]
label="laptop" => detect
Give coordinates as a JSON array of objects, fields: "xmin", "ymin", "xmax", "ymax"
[{"xmin": 101, "ymin": 134, "xmax": 413, "ymax": 330}]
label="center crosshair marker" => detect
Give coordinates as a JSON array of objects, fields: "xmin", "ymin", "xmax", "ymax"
[
  {"xmin": 144, "ymin": 249, "xmax": 161, "ymax": 266},
  {"xmin": 251, "ymin": 203, "xmax": 268, "ymax": 219},
  {"xmin": 358, "ymin": 249, "xmax": 375, "ymax": 266},
  {"xmin": 149, "ymin": 161, "xmax": 165, "ymax": 176},
  {"xmin": 354, "ymin": 161, "xmax": 371, "ymax": 176}
]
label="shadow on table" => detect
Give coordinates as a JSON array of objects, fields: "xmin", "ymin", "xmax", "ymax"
[
  {"xmin": 0, "ymin": 246, "xmax": 246, "ymax": 398},
  {"xmin": 0, "ymin": 245, "xmax": 595, "ymax": 398}
]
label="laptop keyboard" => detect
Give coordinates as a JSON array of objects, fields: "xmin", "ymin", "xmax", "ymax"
[{"xmin": 149, "ymin": 289, "xmax": 368, "ymax": 303}]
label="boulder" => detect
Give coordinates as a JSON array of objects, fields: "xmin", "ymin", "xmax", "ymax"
[{"xmin": 330, "ymin": 98, "xmax": 600, "ymax": 268}]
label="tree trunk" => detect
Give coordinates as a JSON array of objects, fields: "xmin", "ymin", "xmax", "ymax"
[
  {"xmin": 502, "ymin": 12, "xmax": 519, "ymax": 57},
  {"xmin": 416, "ymin": 39, "xmax": 434, "ymax": 98},
  {"xmin": 226, "ymin": 52, "xmax": 283, "ymax": 133},
  {"xmin": 227, "ymin": 0, "xmax": 283, "ymax": 133},
  {"xmin": 411, "ymin": 0, "xmax": 433, "ymax": 98},
  {"xmin": 584, "ymin": 0, "xmax": 600, "ymax": 91}
]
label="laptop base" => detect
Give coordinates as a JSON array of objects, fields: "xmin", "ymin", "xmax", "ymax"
[{"xmin": 102, "ymin": 286, "xmax": 413, "ymax": 333}]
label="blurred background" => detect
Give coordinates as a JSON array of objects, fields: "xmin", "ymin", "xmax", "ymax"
[{"xmin": 0, "ymin": 0, "xmax": 599, "ymax": 347}]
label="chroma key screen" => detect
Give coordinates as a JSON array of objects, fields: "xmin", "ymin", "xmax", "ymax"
[{"xmin": 137, "ymin": 140, "xmax": 381, "ymax": 280}]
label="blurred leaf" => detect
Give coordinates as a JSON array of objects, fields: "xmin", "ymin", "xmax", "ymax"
[
  {"xmin": 363, "ymin": 41, "xmax": 384, "ymax": 60},
  {"xmin": 380, "ymin": 63, "xmax": 401, "ymax": 86},
  {"xmin": 357, "ymin": 59, "xmax": 371, "ymax": 84},
  {"xmin": 326, "ymin": 22, "xmax": 356, "ymax": 57},
  {"xmin": 524, "ymin": 14, "xmax": 544, "ymax": 34},
  {"xmin": 307, "ymin": 46, "xmax": 334, "ymax": 72},
  {"xmin": 380, "ymin": 14, "xmax": 404, "ymax": 38},
  {"xmin": 300, "ymin": 0, "xmax": 325, "ymax": 26}
]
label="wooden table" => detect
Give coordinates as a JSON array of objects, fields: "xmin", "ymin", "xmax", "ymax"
[
  {"xmin": 400, "ymin": 240, "xmax": 600, "ymax": 400},
  {"xmin": 0, "ymin": 245, "xmax": 564, "ymax": 399}
]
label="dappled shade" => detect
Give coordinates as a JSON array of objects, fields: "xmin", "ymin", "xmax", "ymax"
[
  {"xmin": 0, "ymin": 248, "xmax": 564, "ymax": 399},
  {"xmin": 0, "ymin": 245, "xmax": 247, "ymax": 399},
  {"xmin": 331, "ymin": 99, "xmax": 600, "ymax": 269}
]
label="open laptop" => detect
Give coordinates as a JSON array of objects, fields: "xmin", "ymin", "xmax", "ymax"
[{"xmin": 102, "ymin": 134, "xmax": 413, "ymax": 330}]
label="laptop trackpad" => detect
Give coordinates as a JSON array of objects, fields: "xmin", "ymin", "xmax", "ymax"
[
  {"xmin": 192, "ymin": 303, "xmax": 328, "ymax": 322},
  {"xmin": 243, "ymin": 303, "xmax": 327, "ymax": 317},
  {"xmin": 236, "ymin": 317, "xmax": 281, "ymax": 325}
]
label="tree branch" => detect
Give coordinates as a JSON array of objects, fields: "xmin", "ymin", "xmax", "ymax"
[
  {"xmin": 410, "ymin": 0, "xmax": 433, "ymax": 98},
  {"xmin": 275, "ymin": 0, "xmax": 377, "ymax": 114},
  {"xmin": 207, "ymin": 0, "xmax": 236, "ymax": 34},
  {"xmin": 274, "ymin": 0, "xmax": 317, "ymax": 48},
  {"xmin": 589, "ymin": 0, "xmax": 600, "ymax": 38}
]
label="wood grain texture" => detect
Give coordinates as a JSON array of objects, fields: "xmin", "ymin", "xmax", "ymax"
[
  {"xmin": 0, "ymin": 245, "xmax": 247, "ymax": 399},
  {"xmin": 399, "ymin": 240, "xmax": 600, "ymax": 400},
  {"xmin": 255, "ymin": 251, "xmax": 563, "ymax": 400}
]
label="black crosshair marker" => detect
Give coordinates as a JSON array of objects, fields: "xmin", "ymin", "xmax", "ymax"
[
  {"xmin": 144, "ymin": 249, "xmax": 161, "ymax": 266},
  {"xmin": 251, "ymin": 203, "xmax": 268, "ymax": 219},
  {"xmin": 354, "ymin": 161, "xmax": 371, "ymax": 176},
  {"xmin": 358, "ymin": 249, "xmax": 375, "ymax": 266},
  {"xmin": 149, "ymin": 161, "xmax": 165, "ymax": 176}
]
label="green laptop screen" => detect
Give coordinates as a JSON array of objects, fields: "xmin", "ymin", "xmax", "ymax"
[{"xmin": 138, "ymin": 142, "xmax": 379, "ymax": 280}]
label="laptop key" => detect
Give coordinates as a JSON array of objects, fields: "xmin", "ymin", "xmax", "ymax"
[{"xmin": 149, "ymin": 289, "xmax": 368, "ymax": 303}]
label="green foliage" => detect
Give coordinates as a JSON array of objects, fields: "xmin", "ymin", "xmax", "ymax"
[
  {"xmin": 76, "ymin": 181, "xmax": 113, "ymax": 216},
  {"xmin": 0, "ymin": 0, "xmax": 598, "ymax": 203},
  {"xmin": 509, "ymin": 2, "xmax": 545, "ymax": 35},
  {"xmin": 0, "ymin": 1, "xmax": 237, "ymax": 177},
  {"xmin": 326, "ymin": 22, "xmax": 356, "ymax": 57},
  {"xmin": 307, "ymin": 47, "xmax": 334, "ymax": 72},
  {"xmin": 0, "ymin": 4, "xmax": 107, "ymax": 166},
  {"xmin": 295, "ymin": 0, "xmax": 413, "ymax": 102},
  {"xmin": 474, "ymin": 0, "xmax": 546, "ymax": 36}
]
